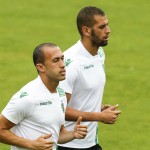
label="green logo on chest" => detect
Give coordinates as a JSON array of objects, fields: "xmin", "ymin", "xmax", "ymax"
[
  {"xmin": 65, "ymin": 59, "xmax": 73, "ymax": 67},
  {"xmin": 20, "ymin": 92, "xmax": 29, "ymax": 98}
]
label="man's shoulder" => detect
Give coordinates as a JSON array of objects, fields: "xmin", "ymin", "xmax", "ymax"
[
  {"xmin": 64, "ymin": 42, "xmax": 80, "ymax": 55},
  {"xmin": 64, "ymin": 41, "xmax": 81, "ymax": 67},
  {"xmin": 14, "ymin": 77, "xmax": 40, "ymax": 99}
]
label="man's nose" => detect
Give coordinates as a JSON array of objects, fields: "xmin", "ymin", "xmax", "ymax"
[
  {"xmin": 60, "ymin": 60, "xmax": 65, "ymax": 67},
  {"xmin": 106, "ymin": 26, "xmax": 111, "ymax": 33}
]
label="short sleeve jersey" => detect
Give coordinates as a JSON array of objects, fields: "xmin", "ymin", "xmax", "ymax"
[
  {"xmin": 2, "ymin": 76, "xmax": 67, "ymax": 150},
  {"xmin": 59, "ymin": 40, "xmax": 106, "ymax": 148}
]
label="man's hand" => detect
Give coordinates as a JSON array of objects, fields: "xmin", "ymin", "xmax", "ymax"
[
  {"xmin": 73, "ymin": 117, "xmax": 87, "ymax": 139},
  {"xmin": 31, "ymin": 134, "xmax": 54, "ymax": 150},
  {"xmin": 101, "ymin": 104, "xmax": 111, "ymax": 111},
  {"xmin": 100, "ymin": 104, "xmax": 121, "ymax": 124}
]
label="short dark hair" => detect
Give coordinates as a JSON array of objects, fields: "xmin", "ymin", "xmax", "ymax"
[
  {"xmin": 33, "ymin": 43, "xmax": 57, "ymax": 66},
  {"xmin": 77, "ymin": 6, "xmax": 105, "ymax": 36}
]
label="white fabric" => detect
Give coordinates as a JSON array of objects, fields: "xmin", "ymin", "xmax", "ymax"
[
  {"xmin": 2, "ymin": 76, "xmax": 67, "ymax": 150},
  {"xmin": 59, "ymin": 40, "xmax": 106, "ymax": 148}
]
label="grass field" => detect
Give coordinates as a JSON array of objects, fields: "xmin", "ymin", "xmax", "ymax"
[{"xmin": 0, "ymin": 0, "xmax": 150, "ymax": 150}]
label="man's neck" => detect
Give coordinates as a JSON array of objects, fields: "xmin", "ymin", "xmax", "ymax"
[
  {"xmin": 81, "ymin": 39, "xmax": 99, "ymax": 56},
  {"xmin": 40, "ymin": 75, "xmax": 58, "ymax": 93}
]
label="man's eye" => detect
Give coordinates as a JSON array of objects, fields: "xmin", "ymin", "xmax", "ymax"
[
  {"xmin": 100, "ymin": 25, "xmax": 105, "ymax": 29},
  {"xmin": 53, "ymin": 59, "xmax": 58, "ymax": 62}
]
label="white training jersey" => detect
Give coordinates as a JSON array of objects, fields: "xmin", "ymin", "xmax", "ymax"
[
  {"xmin": 59, "ymin": 40, "xmax": 106, "ymax": 148},
  {"xmin": 2, "ymin": 76, "xmax": 67, "ymax": 150}
]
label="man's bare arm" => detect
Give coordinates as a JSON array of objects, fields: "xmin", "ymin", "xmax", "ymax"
[
  {"xmin": 0, "ymin": 114, "xmax": 54, "ymax": 150},
  {"xmin": 65, "ymin": 93, "xmax": 121, "ymax": 124}
]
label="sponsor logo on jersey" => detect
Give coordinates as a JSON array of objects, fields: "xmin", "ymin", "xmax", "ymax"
[
  {"xmin": 83, "ymin": 64, "xmax": 94, "ymax": 69},
  {"xmin": 40, "ymin": 101, "xmax": 52, "ymax": 105},
  {"xmin": 20, "ymin": 92, "xmax": 29, "ymax": 98}
]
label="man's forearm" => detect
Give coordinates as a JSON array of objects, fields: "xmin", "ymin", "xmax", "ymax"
[
  {"xmin": 58, "ymin": 127, "xmax": 75, "ymax": 144},
  {"xmin": 65, "ymin": 107, "xmax": 101, "ymax": 121},
  {"xmin": 0, "ymin": 130, "xmax": 33, "ymax": 149},
  {"xmin": 65, "ymin": 106, "xmax": 121, "ymax": 124}
]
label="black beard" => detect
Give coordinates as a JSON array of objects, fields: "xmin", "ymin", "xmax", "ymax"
[
  {"xmin": 91, "ymin": 30, "xmax": 108, "ymax": 47},
  {"xmin": 92, "ymin": 39, "xmax": 108, "ymax": 47}
]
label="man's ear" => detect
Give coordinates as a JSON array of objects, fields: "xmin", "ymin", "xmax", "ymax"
[
  {"xmin": 82, "ymin": 26, "xmax": 91, "ymax": 37},
  {"xmin": 36, "ymin": 63, "xmax": 45, "ymax": 73}
]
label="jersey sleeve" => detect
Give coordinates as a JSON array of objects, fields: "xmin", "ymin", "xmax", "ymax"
[{"xmin": 2, "ymin": 92, "xmax": 34, "ymax": 124}]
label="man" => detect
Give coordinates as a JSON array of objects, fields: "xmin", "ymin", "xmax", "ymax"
[
  {"xmin": 0, "ymin": 43, "xmax": 87, "ymax": 150},
  {"xmin": 58, "ymin": 6, "xmax": 121, "ymax": 150}
]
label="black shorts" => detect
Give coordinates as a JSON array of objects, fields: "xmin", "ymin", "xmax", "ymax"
[{"xmin": 57, "ymin": 144, "xmax": 102, "ymax": 150}]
